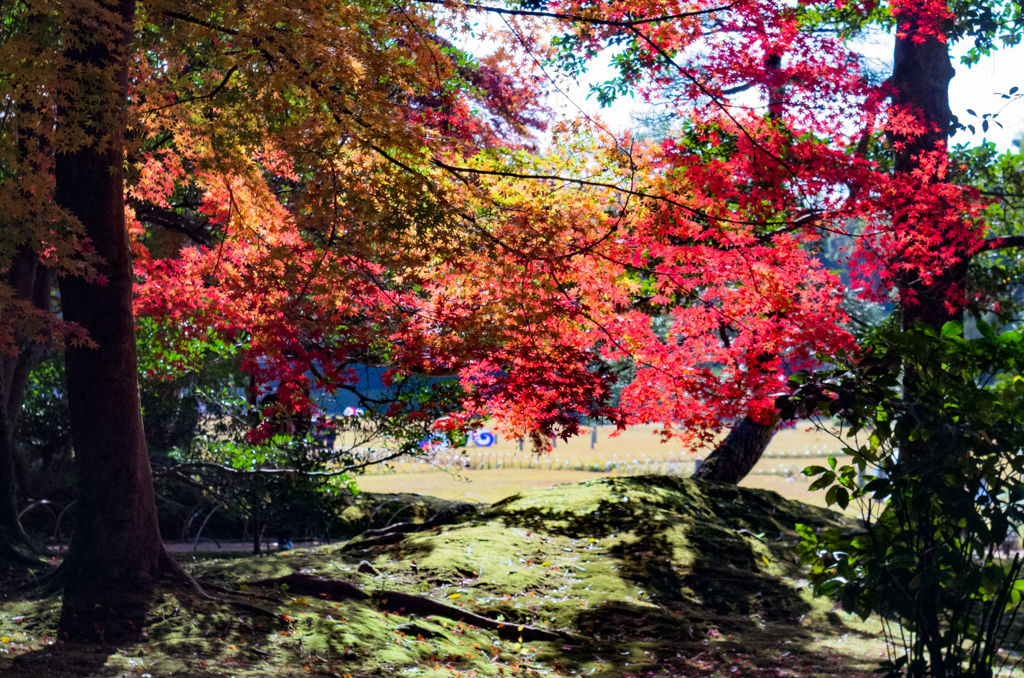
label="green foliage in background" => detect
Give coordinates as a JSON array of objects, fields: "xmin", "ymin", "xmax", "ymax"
[
  {"xmin": 955, "ymin": 141, "xmax": 1024, "ymax": 326},
  {"xmin": 15, "ymin": 356, "xmax": 72, "ymax": 506}
]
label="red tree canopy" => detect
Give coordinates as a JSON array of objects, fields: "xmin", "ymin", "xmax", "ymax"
[{"xmin": 2, "ymin": 0, "xmax": 991, "ymax": 448}]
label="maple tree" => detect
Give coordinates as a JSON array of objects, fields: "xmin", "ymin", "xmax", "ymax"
[
  {"xmin": 514, "ymin": 2, "xmax": 1023, "ymax": 671},
  {"xmin": 0, "ymin": 0, "xmax": 565, "ymax": 636},
  {"xmin": 1, "ymin": 0, "xmax": 1022, "ymax": 650},
  {"xmin": 503, "ymin": 0, "xmax": 1022, "ymax": 481},
  {"xmin": 519, "ymin": 2, "xmax": 1022, "ymax": 674}
]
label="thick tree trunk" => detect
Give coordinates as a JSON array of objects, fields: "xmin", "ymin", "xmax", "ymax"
[
  {"xmin": 890, "ymin": 15, "xmax": 958, "ymax": 678},
  {"xmin": 53, "ymin": 0, "xmax": 184, "ymax": 641},
  {"xmin": 692, "ymin": 416, "xmax": 777, "ymax": 484},
  {"xmin": 891, "ymin": 9, "xmax": 959, "ymax": 332}
]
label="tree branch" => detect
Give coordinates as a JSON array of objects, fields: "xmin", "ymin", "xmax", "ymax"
[
  {"xmin": 133, "ymin": 204, "xmax": 212, "ymax": 246},
  {"xmin": 982, "ymin": 235, "xmax": 1024, "ymax": 252},
  {"xmin": 624, "ymin": 25, "xmax": 797, "ymax": 180},
  {"xmin": 161, "ymin": 10, "xmax": 239, "ymax": 35},
  {"xmin": 412, "ymin": 0, "xmax": 734, "ymax": 27},
  {"xmin": 156, "ymin": 450, "xmax": 409, "ymax": 480},
  {"xmin": 430, "ymin": 157, "xmax": 814, "ymax": 229},
  {"xmin": 142, "ymin": 66, "xmax": 239, "ymax": 113}
]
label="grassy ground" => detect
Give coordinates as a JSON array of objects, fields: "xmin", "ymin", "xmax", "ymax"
[
  {"xmin": 343, "ymin": 423, "xmax": 848, "ymax": 465},
  {"xmin": 0, "ymin": 476, "xmax": 919, "ymax": 678},
  {"xmin": 354, "ymin": 424, "xmax": 854, "ymax": 510},
  {"xmin": 352, "ymin": 468, "xmax": 856, "ymax": 509}
]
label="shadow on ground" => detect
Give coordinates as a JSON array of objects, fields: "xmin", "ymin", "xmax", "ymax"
[
  {"xmin": 0, "ymin": 476, "xmax": 886, "ymax": 678},
  {"xmin": 482, "ymin": 476, "xmax": 860, "ymax": 675}
]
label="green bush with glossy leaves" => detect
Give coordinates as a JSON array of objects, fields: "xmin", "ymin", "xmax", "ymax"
[{"xmin": 780, "ymin": 321, "xmax": 1024, "ymax": 678}]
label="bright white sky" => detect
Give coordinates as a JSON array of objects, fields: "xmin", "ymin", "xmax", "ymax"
[
  {"xmin": 947, "ymin": 44, "xmax": 1023, "ymax": 151},
  {"xmin": 544, "ymin": 34, "xmax": 1024, "ymax": 153}
]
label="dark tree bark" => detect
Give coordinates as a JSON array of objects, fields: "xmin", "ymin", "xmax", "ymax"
[
  {"xmin": 891, "ymin": 12, "xmax": 960, "ymax": 332},
  {"xmin": 53, "ymin": 0, "xmax": 185, "ymax": 641},
  {"xmin": 692, "ymin": 416, "xmax": 777, "ymax": 484},
  {"xmin": 890, "ymin": 15, "xmax": 958, "ymax": 678}
]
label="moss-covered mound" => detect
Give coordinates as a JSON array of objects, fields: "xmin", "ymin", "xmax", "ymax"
[
  {"xmin": 337, "ymin": 491, "xmax": 481, "ymax": 537},
  {"xmin": 0, "ymin": 477, "xmax": 891, "ymax": 677}
]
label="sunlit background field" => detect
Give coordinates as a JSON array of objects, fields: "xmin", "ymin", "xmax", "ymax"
[{"xmin": 353, "ymin": 422, "xmax": 858, "ymax": 509}]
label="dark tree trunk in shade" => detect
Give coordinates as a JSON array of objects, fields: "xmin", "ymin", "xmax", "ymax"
[
  {"xmin": 890, "ymin": 16, "xmax": 958, "ymax": 678},
  {"xmin": 53, "ymin": 0, "xmax": 185, "ymax": 640},
  {"xmin": 692, "ymin": 416, "xmax": 777, "ymax": 484}
]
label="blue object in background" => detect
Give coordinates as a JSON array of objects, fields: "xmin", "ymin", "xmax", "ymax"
[{"xmin": 472, "ymin": 430, "xmax": 495, "ymax": 447}]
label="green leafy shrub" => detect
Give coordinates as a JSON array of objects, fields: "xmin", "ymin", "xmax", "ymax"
[
  {"xmin": 781, "ymin": 322, "xmax": 1024, "ymax": 678},
  {"xmin": 174, "ymin": 431, "xmax": 357, "ymax": 549}
]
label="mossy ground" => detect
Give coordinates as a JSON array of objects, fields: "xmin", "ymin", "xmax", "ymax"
[{"xmin": 0, "ymin": 477, "xmax": 899, "ymax": 677}]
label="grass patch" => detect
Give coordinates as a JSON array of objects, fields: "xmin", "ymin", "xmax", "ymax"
[{"xmin": 0, "ymin": 476, "xmax": 898, "ymax": 677}]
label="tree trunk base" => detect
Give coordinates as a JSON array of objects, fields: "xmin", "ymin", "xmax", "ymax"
[
  {"xmin": 693, "ymin": 416, "xmax": 777, "ymax": 484},
  {"xmin": 57, "ymin": 543, "xmax": 197, "ymax": 643},
  {"xmin": 57, "ymin": 585, "xmax": 155, "ymax": 644}
]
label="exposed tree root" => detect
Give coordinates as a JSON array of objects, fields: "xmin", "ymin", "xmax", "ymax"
[
  {"xmin": 182, "ymin": 577, "xmax": 280, "ymax": 618},
  {"xmin": 192, "ymin": 578, "xmax": 238, "ymax": 596},
  {"xmin": 225, "ymin": 598, "xmax": 281, "ymax": 619},
  {"xmin": 358, "ymin": 522, "xmax": 425, "ymax": 540},
  {"xmin": 371, "ymin": 590, "xmax": 570, "ymax": 643},
  {"xmin": 345, "ymin": 502, "xmax": 481, "ymax": 551},
  {"xmin": 249, "ymin": 573, "xmax": 369, "ymax": 601},
  {"xmin": 27, "ymin": 558, "xmax": 65, "ymax": 597},
  {"xmin": 158, "ymin": 544, "xmax": 206, "ymax": 597},
  {"xmin": 340, "ymin": 532, "xmax": 407, "ymax": 551},
  {"xmin": 249, "ymin": 574, "xmax": 571, "ymax": 643}
]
